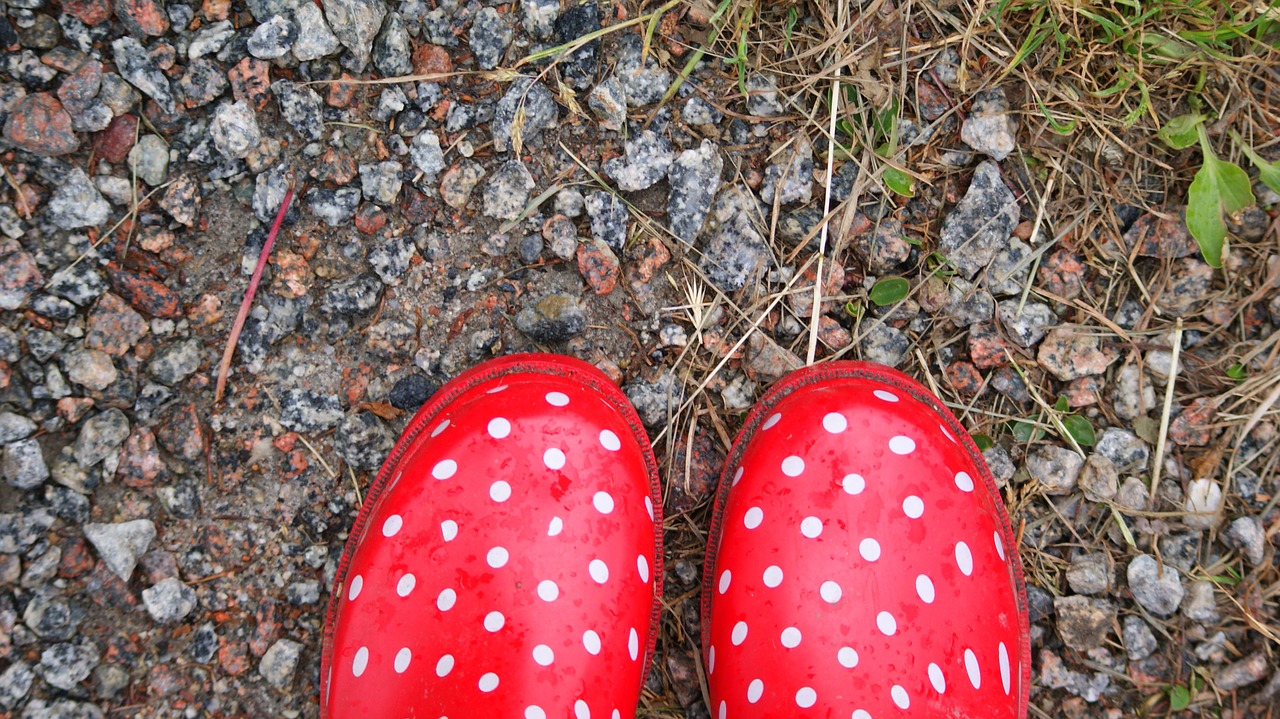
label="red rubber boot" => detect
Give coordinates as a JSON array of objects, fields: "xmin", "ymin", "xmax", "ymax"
[
  {"xmin": 321, "ymin": 354, "xmax": 663, "ymax": 719},
  {"xmin": 703, "ymin": 362, "xmax": 1030, "ymax": 718}
]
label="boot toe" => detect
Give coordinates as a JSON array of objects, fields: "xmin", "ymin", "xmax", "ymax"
[
  {"xmin": 322, "ymin": 355, "xmax": 662, "ymax": 718},
  {"xmin": 704, "ymin": 362, "xmax": 1029, "ymax": 717}
]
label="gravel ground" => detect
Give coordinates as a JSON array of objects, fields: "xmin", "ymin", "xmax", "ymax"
[{"xmin": 0, "ymin": 1, "xmax": 1277, "ymax": 718}]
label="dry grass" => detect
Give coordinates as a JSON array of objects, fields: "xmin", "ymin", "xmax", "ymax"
[{"xmin": 564, "ymin": 0, "xmax": 1280, "ymax": 715}]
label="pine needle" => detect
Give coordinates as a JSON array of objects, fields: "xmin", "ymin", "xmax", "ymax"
[{"xmin": 214, "ymin": 171, "xmax": 297, "ymax": 404}]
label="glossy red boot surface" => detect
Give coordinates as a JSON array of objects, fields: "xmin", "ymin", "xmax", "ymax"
[
  {"xmin": 321, "ymin": 354, "xmax": 663, "ymax": 719},
  {"xmin": 703, "ymin": 361, "xmax": 1030, "ymax": 718}
]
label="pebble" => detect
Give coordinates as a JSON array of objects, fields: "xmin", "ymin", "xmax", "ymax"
[
  {"xmin": 1127, "ymin": 554, "xmax": 1184, "ymax": 617},
  {"xmin": 74, "ymin": 408, "xmax": 130, "ymax": 469},
  {"xmin": 323, "ymin": 273, "xmax": 381, "ymax": 315},
  {"xmin": 188, "ymin": 19, "xmax": 235, "ymax": 59},
  {"xmin": 0, "ymin": 251, "xmax": 41, "ymax": 310},
  {"xmin": 3, "ymin": 439, "xmax": 48, "ymax": 490},
  {"xmin": 987, "ymin": 238, "xmax": 1031, "ymax": 296},
  {"xmin": 1183, "ymin": 478, "xmax": 1223, "ymax": 530},
  {"xmin": 515, "ymin": 294, "xmax": 586, "ymax": 343},
  {"xmin": 359, "ymin": 161, "xmax": 403, "ymax": 205},
  {"xmin": 278, "ymin": 388, "xmax": 343, "ymax": 432},
  {"xmin": 960, "ymin": 88, "xmax": 1016, "ymax": 160},
  {"xmin": 1078, "ymin": 452, "xmax": 1118, "ymax": 502},
  {"xmin": 682, "ymin": 96, "xmax": 723, "ymax": 126},
  {"xmin": 481, "ymin": 159, "xmax": 535, "ymax": 221},
  {"xmin": 307, "ymin": 187, "xmax": 362, "ymax": 226},
  {"xmin": 1039, "ymin": 649, "xmax": 1111, "ymax": 702},
  {"xmin": 604, "ymin": 129, "xmax": 674, "ymax": 192},
  {"xmin": 587, "ymin": 75, "xmax": 626, "ymax": 131},
  {"xmin": 388, "ymin": 373, "xmax": 438, "ymax": 410},
  {"xmin": 1036, "ymin": 327, "xmax": 1117, "ymax": 381},
  {"xmin": 996, "ymin": 298, "xmax": 1055, "ymax": 348},
  {"xmin": 292, "ymin": 2, "xmax": 341, "ymax": 61},
  {"xmin": 938, "ymin": 161, "xmax": 1020, "ymax": 279},
  {"xmin": 1111, "ymin": 364, "xmax": 1156, "ymax": 420},
  {"xmin": 439, "ymin": 160, "xmax": 486, "ymax": 209},
  {"xmin": 63, "ymin": 347, "xmax": 118, "ymax": 391},
  {"xmin": 321, "ymin": 0, "xmax": 386, "ymax": 71},
  {"xmin": 1122, "ymin": 616, "xmax": 1157, "ymax": 660},
  {"xmin": 1054, "ymin": 595, "xmax": 1115, "ymax": 651},
  {"xmin": 409, "ymin": 129, "xmax": 445, "ymax": 180},
  {"xmin": 111, "ymin": 36, "xmax": 176, "ymax": 113},
  {"xmin": 141, "ymin": 577, "xmax": 197, "ymax": 623},
  {"xmin": 160, "ymin": 174, "xmax": 201, "ymax": 226},
  {"xmin": 128, "ymin": 134, "xmax": 169, "ymax": 185},
  {"xmin": 855, "ymin": 218, "xmax": 913, "ymax": 274},
  {"xmin": 698, "ymin": 186, "xmax": 769, "ymax": 291},
  {"xmin": 613, "ymin": 32, "xmax": 670, "ymax": 107},
  {"xmin": 39, "ymin": 640, "xmax": 100, "ymax": 691},
  {"xmin": 83, "ymin": 519, "xmax": 154, "ymax": 582},
  {"xmin": 147, "ymin": 338, "xmax": 201, "ymax": 385},
  {"xmin": 1182, "ymin": 580, "xmax": 1218, "ymax": 622},
  {"xmin": 2, "ymin": 92, "xmax": 79, "ymax": 156},
  {"xmin": 1095, "ymin": 427, "xmax": 1148, "ymax": 473},
  {"xmin": 248, "ymin": 14, "xmax": 297, "ymax": 59},
  {"xmin": 271, "ymin": 79, "xmax": 325, "ymax": 141},
  {"xmin": 334, "ymin": 412, "xmax": 394, "ymax": 470},
  {"xmin": 945, "ymin": 278, "xmax": 994, "ymax": 327},
  {"xmin": 46, "ymin": 168, "xmax": 111, "ymax": 230},
  {"xmin": 373, "ymin": 12, "xmax": 412, "ymax": 76},
  {"xmin": 744, "ymin": 72, "xmax": 784, "ymax": 116},
  {"xmin": 0, "ymin": 661, "xmax": 33, "ymax": 709},
  {"xmin": 666, "ymin": 139, "xmax": 723, "ymax": 244},
  {"xmin": 178, "ymin": 58, "xmax": 229, "ymax": 109},
  {"xmin": 259, "ymin": 638, "xmax": 304, "ymax": 688},
  {"xmin": 760, "ymin": 137, "xmax": 814, "ymax": 206},
  {"xmin": 554, "ymin": 1, "xmax": 600, "ymax": 88},
  {"xmin": 469, "ymin": 7, "xmax": 511, "ymax": 70},
  {"xmin": 858, "ymin": 322, "xmax": 910, "ymax": 368},
  {"xmin": 367, "ymin": 236, "xmax": 416, "ymax": 284},
  {"xmin": 623, "ymin": 370, "xmax": 681, "ymax": 427},
  {"xmin": 1215, "ymin": 652, "xmax": 1270, "ymax": 691},
  {"xmin": 0, "ymin": 412, "xmax": 37, "ymax": 444},
  {"xmin": 521, "ymin": 0, "xmax": 559, "ymax": 39},
  {"xmin": 555, "ymin": 187, "xmax": 585, "ymax": 218},
  {"xmin": 1026, "ymin": 444, "xmax": 1083, "ymax": 495},
  {"xmin": 209, "ymin": 99, "xmax": 262, "ymax": 161},
  {"xmin": 982, "ymin": 446, "xmax": 1015, "ymax": 485},
  {"xmin": 1155, "ymin": 258, "xmax": 1213, "ymax": 314},
  {"xmin": 1224, "ymin": 515, "xmax": 1266, "ymax": 565},
  {"xmin": 1066, "ymin": 553, "xmax": 1112, "ymax": 595},
  {"xmin": 491, "ymin": 78, "xmax": 557, "ymax": 152},
  {"xmin": 584, "ymin": 191, "xmax": 628, "ymax": 251},
  {"xmin": 576, "ymin": 239, "xmax": 619, "ymax": 295}
]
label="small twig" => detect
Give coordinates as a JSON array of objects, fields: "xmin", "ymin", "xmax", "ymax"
[
  {"xmin": 214, "ymin": 172, "xmax": 297, "ymax": 403},
  {"xmin": 1149, "ymin": 318, "xmax": 1183, "ymax": 501}
]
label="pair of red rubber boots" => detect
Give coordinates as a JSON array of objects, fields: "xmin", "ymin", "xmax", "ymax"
[{"xmin": 319, "ymin": 354, "xmax": 1030, "ymax": 718}]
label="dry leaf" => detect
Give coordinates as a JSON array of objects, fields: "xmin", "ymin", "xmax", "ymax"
[{"xmin": 358, "ymin": 401, "xmax": 406, "ymax": 420}]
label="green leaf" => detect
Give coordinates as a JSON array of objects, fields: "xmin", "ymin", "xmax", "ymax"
[
  {"xmin": 844, "ymin": 299, "xmax": 864, "ymax": 318},
  {"xmin": 783, "ymin": 6, "xmax": 798, "ymax": 50},
  {"xmin": 1158, "ymin": 113, "xmax": 1205, "ymax": 150},
  {"xmin": 972, "ymin": 433, "xmax": 994, "ymax": 451},
  {"xmin": 1186, "ymin": 128, "xmax": 1255, "ymax": 268},
  {"xmin": 882, "ymin": 166, "xmax": 916, "ymax": 197},
  {"xmin": 1053, "ymin": 396, "xmax": 1069, "ymax": 413},
  {"xmin": 1238, "ymin": 142, "xmax": 1280, "ymax": 195},
  {"xmin": 1010, "ymin": 420, "xmax": 1044, "ymax": 443},
  {"xmin": 873, "ymin": 98, "xmax": 900, "ymax": 146},
  {"xmin": 874, "ymin": 143, "xmax": 915, "ymax": 197},
  {"xmin": 868, "ymin": 277, "xmax": 909, "ymax": 306},
  {"xmin": 1168, "ymin": 684, "xmax": 1191, "ymax": 711},
  {"xmin": 1060, "ymin": 414, "xmax": 1096, "ymax": 446},
  {"xmin": 1226, "ymin": 363, "xmax": 1247, "ymax": 380}
]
